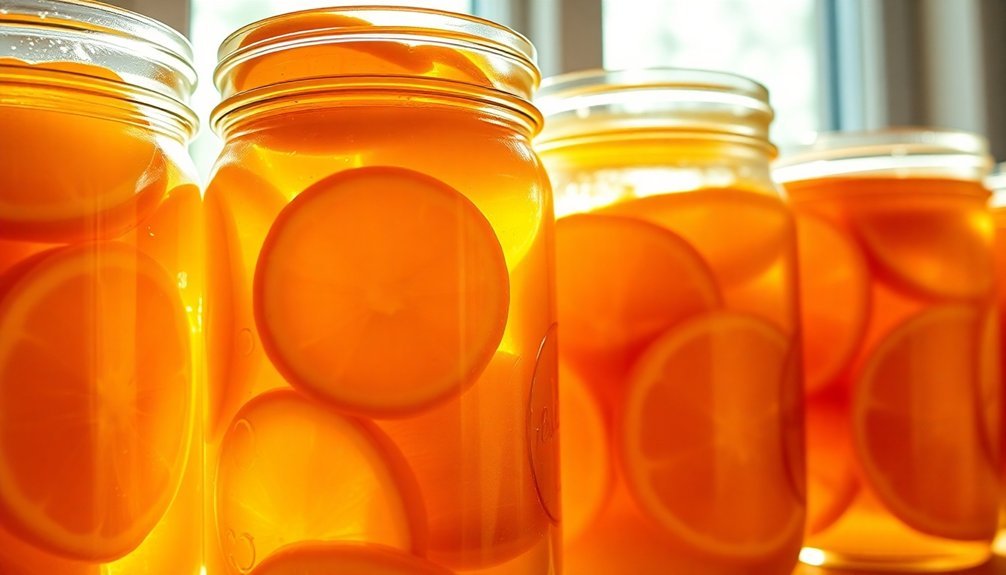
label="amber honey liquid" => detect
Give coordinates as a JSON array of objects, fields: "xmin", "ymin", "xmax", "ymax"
[
  {"xmin": 789, "ymin": 177, "xmax": 998, "ymax": 570},
  {"xmin": 0, "ymin": 61, "xmax": 203, "ymax": 575},
  {"xmin": 540, "ymin": 147, "xmax": 805, "ymax": 575},
  {"xmin": 204, "ymin": 100, "xmax": 557, "ymax": 575}
]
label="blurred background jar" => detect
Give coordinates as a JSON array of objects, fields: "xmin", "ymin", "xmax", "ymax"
[
  {"xmin": 0, "ymin": 1, "xmax": 201, "ymax": 574},
  {"xmin": 204, "ymin": 7, "xmax": 557, "ymax": 575},
  {"xmin": 535, "ymin": 68, "xmax": 805, "ymax": 575},
  {"xmin": 988, "ymin": 162, "xmax": 1006, "ymax": 559},
  {"xmin": 776, "ymin": 129, "xmax": 999, "ymax": 572}
]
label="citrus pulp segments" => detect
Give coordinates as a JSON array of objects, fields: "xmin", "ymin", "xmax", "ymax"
[
  {"xmin": 216, "ymin": 390, "xmax": 426, "ymax": 574},
  {"xmin": 254, "ymin": 166, "xmax": 509, "ymax": 418},
  {"xmin": 0, "ymin": 242, "xmax": 192, "ymax": 560},
  {"xmin": 852, "ymin": 305, "xmax": 999, "ymax": 540},
  {"xmin": 0, "ymin": 97, "xmax": 167, "ymax": 243},
  {"xmin": 555, "ymin": 213, "xmax": 721, "ymax": 380},
  {"xmin": 850, "ymin": 191, "xmax": 993, "ymax": 301},
  {"xmin": 618, "ymin": 312, "xmax": 803, "ymax": 560},
  {"xmin": 249, "ymin": 541, "xmax": 453, "ymax": 575},
  {"xmin": 601, "ymin": 188, "xmax": 792, "ymax": 285},
  {"xmin": 795, "ymin": 212, "xmax": 871, "ymax": 394}
]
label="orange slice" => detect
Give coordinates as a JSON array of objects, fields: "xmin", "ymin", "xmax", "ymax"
[
  {"xmin": 205, "ymin": 166, "xmax": 288, "ymax": 439},
  {"xmin": 378, "ymin": 351, "xmax": 547, "ymax": 569},
  {"xmin": 0, "ymin": 62, "xmax": 166, "ymax": 243},
  {"xmin": 216, "ymin": 389, "xmax": 426, "ymax": 574},
  {"xmin": 850, "ymin": 189, "xmax": 993, "ymax": 300},
  {"xmin": 618, "ymin": 312, "xmax": 802, "ymax": 560},
  {"xmin": 555, "ymin": 213, "xmax": 720, "ymax": 385},
  {"xmin": 852, "ymin": 305, "xmax": 998, "ymax": 540},
  {"xmin": 795, "ymin": 212, "xmax": 870, "ymax": 394},
  {"xmin": 559, "ymin": 364, "xmax": 612, "ymax": 544},
  {"xmin": 601, "ymin": 188, "xmax": 791, "ymax": 285},
  {"xmin": 250, "ymin": 542, "xmax": 453, "ymax": 575},
  {"xmin": 805, "ymin": 398, "xmax": 858, "ymax": 536},
  {"xmin": 254, "ymin": 166, "xmax": 508, "ymax": 418},
  {"xmin": 0, "ymin": 242, "xmax": 192, "ymax": 560}
]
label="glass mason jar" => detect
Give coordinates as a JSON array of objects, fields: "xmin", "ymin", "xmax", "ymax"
[
  {"xmin": 0, "ymin": 1, "xmax": 201, "ymax": 574},
  {"xmin": 535, "ymin": 69, "xmax": 805, "ymax": 575},
  {"xmin": 776, "ymin": 129, "xmax": 999, "ymax": 571},
  {"xmin": 205, "ymin": 7, "xmax": 557, "ymax": 575}
]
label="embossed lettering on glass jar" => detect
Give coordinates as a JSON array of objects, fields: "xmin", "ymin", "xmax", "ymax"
[{"xmin": 205, "ymin": 8, "xmax": 557, "ymax": 575}]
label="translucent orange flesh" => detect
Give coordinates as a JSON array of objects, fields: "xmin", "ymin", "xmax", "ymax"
[
  {"xmin": 206, "ymin": 38, "xmax": 555, "ymax": 574},
  {"xmin": 787, "ymin": 177, "xmax": 998, "ymax": 565},
  {"xmin": 0, "ymin": 243, "xmax": 192, "ymax": 561},
  {"xmin": 248, "ymin": 541, "xmax": 454, "ymax": 575},
  {"xmin": 552, "ymin": 186, "xmax": 803, "ymax": 573}
]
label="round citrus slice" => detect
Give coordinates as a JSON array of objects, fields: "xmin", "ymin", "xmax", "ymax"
[
  {"xmin": 849, "ymin": 187, "xmax": 993, "ymax": 300},
  {"xmin": 555, "ymin": 213, "xmax": 720, "ymax": 385},
  {"xmin": 618, "ymin": 312, "xmax": 802, "ymax": 560},
  {"xmin": 378, "ymin": 351, "xmax": 547, "ymax": 569},
  {"xmin": 254, "ymin": 166, "xmax": 509, "ymax": 418},
  {"xmin": 0, "ymin": 242, "xmax": 192, "ymax": 560},
  {"xmin": 852, "ymin": 305, "xmax": 999, "ymax": 540},
  {"xmin": 0, "ymin": 64, "xmax": 167, "ymax": 242},
  {"xmin": 250, "ymin": 541, "xmax": 453, "ymax": 575},
  {"xmin": 216, "ymin": 389, "xmax": 426, "ymax": 574},
  {"xmin": 559, "ymin": 364, "xmax": 612, "ymax": 544},
  {"xmin": 795, "ymin": 212, "xmax": 870, "ymax": 394},
  {"xmin": 805, "ymin": 398, "xmax": 858, "ymax": 536},
  {"xmin": 601, "ymin": 188, "xmax": 791, "ymax": 285}
]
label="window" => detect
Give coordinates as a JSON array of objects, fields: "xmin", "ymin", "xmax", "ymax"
[{"xmin": 603, "ymin": 0, "xmax": 823, "ymax": 150}]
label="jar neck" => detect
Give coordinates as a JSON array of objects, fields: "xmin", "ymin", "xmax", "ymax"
[
  {"xmin": 0, "ymin": 62, "xmax": 196, "ymax": 144},
  {"xmin": 213, "ymin": 77, "xmax": 541, "ymax": 142},
  {"xmin": 539, "ymin": 133, "xmax": 775, "ymax": 179}
]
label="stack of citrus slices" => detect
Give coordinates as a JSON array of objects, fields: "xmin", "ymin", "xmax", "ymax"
[
  {"xmin": 209, "ymin": 161, "xmax": 554, "ymax": 574},
  {"xmin": 0, "ymin": 59, "xmax": 197, "ymax": 572},
  {"xmin": 788, "ymin": 178, "xmax": 999, "ymax": 552},
  {"xmin": 554, "ymin": 188, "xmax": 805, "ymax": 571}
]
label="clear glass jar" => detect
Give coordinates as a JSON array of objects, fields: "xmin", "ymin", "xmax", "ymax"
[
  {"xmin": 205, "ymin": 7, "xmax": 557, "ymax": 575},
  {"xmin": 776, "ymin": 129, "xmax": 999, "ymax": 571},
  {"xmin": 0, "ymin": 1, "xmax": 201, "ymax": 574},
  {"xmin": 536, "ymin": 68, "xmax": 804, "ymax": 575}
]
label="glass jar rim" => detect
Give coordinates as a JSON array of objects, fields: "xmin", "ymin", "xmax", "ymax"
[
  {"xmin": 214, "ymin": 5, "xmax": 538, "ymax": 93},
  {"xmin": 0, "ymin": 0, "xmax": 197, "ymax": 134},
  {"xmin": 535, "ymin": 67, "xmax": 774, "ymax": 145},
  {"xmin": 774, "ymin": 128, "xmax": 993, "ymax": 182}
]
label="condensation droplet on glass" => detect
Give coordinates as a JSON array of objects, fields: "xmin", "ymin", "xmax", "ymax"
[
  {"xmin": 238, "ymin": 328, "xmax": 255, "ymax": 356},
  {"xmin": 177, "ymin": 271, "xmax": 188, "ymax": 289},
  {"xmin": 147, "ymin": 226, "xmax": 155, "ymax": 237}
]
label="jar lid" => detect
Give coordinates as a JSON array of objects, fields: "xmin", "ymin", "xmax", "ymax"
[
  {"xmin": 774, "ymin": 128, "xmax": 993, "ymax": 183},
  {"xmin": 535, "ymin": 68, "xmax": 774, "ymax": 147}
]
